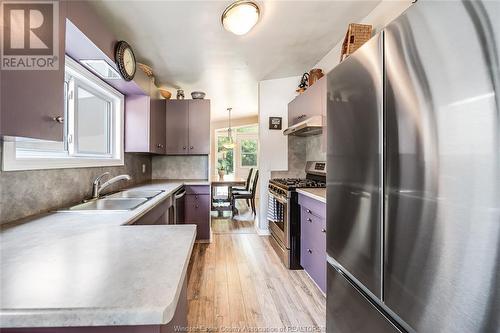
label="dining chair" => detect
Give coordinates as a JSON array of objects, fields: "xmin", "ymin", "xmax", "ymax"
[
  {"xmin": 232, "ymin": 168, "xmax": 253, "ymax": 192},
  {"xmin": 232, "ymin": 170, "xmax": 259, "ymax": 216}
]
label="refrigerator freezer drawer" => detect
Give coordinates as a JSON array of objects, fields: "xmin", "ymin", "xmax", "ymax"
[{"xmin": 327, "ymin": 263, "xmax": 401, "ymax": 333}]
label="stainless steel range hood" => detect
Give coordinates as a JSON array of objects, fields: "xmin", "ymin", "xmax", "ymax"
[{"xmin": 283, "ymin": 115, "xmax": 323, "ymax": 136}]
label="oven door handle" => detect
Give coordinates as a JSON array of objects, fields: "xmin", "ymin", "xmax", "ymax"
[{"xmin": 269, "ymin": 190, "xmax": 288, "ymax": 204}]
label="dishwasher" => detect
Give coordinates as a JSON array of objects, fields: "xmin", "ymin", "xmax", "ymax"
[{"xmin": 173, "ymin": 187, "xmax": 186, "ymax": 224}]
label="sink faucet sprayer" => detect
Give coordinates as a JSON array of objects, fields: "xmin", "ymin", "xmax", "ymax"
[{"xmin": 92, "ymin": 173, "xmax": 132, "ymax": 199}]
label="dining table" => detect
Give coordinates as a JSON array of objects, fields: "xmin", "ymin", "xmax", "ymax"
[{"xmin": 210, "ymin": 175, "xmax": 246, "ymax": 214}]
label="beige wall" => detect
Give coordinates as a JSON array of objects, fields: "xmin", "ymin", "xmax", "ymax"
[{"xmin": 257, "ymin": 76, "xmax": 300, "ymax": 232}]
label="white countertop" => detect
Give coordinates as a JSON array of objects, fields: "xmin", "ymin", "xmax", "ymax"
[
  {"xmin": 0, "ymin": 180, "xmax": 208, "ymax": 328},
  {"xmin": 297, "ymin": 188, "xmax": 327, "ymax": 203}
]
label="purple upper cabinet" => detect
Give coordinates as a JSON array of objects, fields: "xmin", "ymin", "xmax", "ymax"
[
  {"xmin": 150, "ymin": 98, "xmax": 166, "ymax": 154},
  {"xmin": 288, "ymin": 76, "xmax": 326, "ymax": 126},
  {"xmin": 0, "ymin": 0, "xmax": 67, "ymax": 141},
  {"xmin": 125, "ymin": 95, "xmax": 165, "ymax": 154},
  {"xmin": 165, "ymin": 100, "xmax": 189, "ymax": 155},
  {"xmin": 188, "ymin": 100, "xmax": 210, "ymax": 155},
  {"xmin": 287, "ymin": 77, "xmax": 327, "ymax": 152},
  {"xmin": 165, "ymin": 99, "xmax": 210, "ymax": 155}
]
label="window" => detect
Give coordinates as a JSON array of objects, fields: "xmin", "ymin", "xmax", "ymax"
[
  {"xmin": 237, "ymin": 125, "xmax": 258, "ymax": 134},
  {"xmin": 216, "ymin": 134, "xmax": 234, "ymax": 175},
  {"xmin": 2, "ymin": 56, "xmax": 124, "ymax": 171},
  {"xmin": 240, "ymin": 138, "xmax": 258, "ymax": 167}
]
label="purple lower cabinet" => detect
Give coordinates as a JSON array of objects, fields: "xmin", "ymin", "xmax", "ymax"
[
  {"xmin": 300, "ymin": 225, "xmax": 313, "ymax": 272},
  {"xmin": 185, "ymin": 192, "xmax": 210, "ymax": 241},
  {"xmin": 1, "ymin": 277, "xmax": 187, "ymax": 333},
  {"xmin": 298, "ymin": 195, "xmax": 326, "ymax": 219},
  {"xmin": 300, "ymin": 195, "xmax": 327, "ymax": 293},
  {"xmin": 185, "ymin": 185, "xmax": 210, "ymax": 195}
]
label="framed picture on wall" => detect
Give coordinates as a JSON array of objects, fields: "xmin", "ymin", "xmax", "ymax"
[{"xmin": 269, "ymin": 117, "xmax": 282, "ymax": 130}]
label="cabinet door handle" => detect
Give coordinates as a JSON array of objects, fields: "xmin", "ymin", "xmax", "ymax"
[
  {"xmin": 307, "ymin": 218, "xmax": 312, "ymax": 222},
  {"xmin": 321, "ymin": 228, "xmax": 326, "ymax": 233},
  {"xmin": 183, "ymin": 146, "xmax": 187, "ymax": 150},
  {"xmin": 53, "ymin": 116, "xmax": 64, "ymax": 123},
  {"xmin": 306, "ymin": 209, "xmax": 312, "ymax": 214},
  {"xmin": 307, "ymin": 249, "xmax": 312, "ymax": 254},
  {"xmin": 190, "ymin": 146, "xmax": 194, "ymax": 150}
]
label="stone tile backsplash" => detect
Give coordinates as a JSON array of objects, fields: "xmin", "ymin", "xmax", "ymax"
[
  {"xmin": 152, "ymin": 155, "xmax": 209, "ymax": 180},
  {"xmin": 306, "ymin": 134, "xmax": 326, "ymax": 161},
  {"xmin": 0, "ymin": 152, "xmax": 152, "ymax": 225},
  {"xmin": 271, "ymin": 134, "xmax": 325, "ymax": 179},
  {"xmin": 271, "ymin": 136, "xmax": 307, "ymax": 179}
]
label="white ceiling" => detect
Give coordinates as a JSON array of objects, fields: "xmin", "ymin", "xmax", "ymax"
[{"xmin": 92, "ymin": 1, "xmax": 380, "ymax": 121}]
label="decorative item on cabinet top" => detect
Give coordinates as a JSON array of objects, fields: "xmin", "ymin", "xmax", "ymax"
[
  {"xmin": 176, "ymin": 89, "xmax": 185, "ymax": 100},
  {"xmin": 308, "ymin": 68, "xmax": 324, "ymax": 86},
  {"xmin": 297, "ymin": 72, "xmax": 309, "ymax": 93},
  {"xmin": 340, "ymin": 23, "xmax": 372, "ymax": 61},
  {"xmin": 137, "ymin": 63, "xmax": 154, "ymax": 77},
  {"xmin": 191, "ymin": 91, "xmax": 206, "ymax": 99},
  {"xmin": 159, "ymin": 88, "xmax": 172, "ymax": 99}
]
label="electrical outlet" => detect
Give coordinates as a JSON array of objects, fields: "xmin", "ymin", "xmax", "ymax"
[{"xmin": 142, "ymin": 164, "xmax": 146, "ymax": 174}]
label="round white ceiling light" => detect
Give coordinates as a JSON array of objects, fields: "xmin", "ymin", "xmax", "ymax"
[{"xmin": 222, "ymin": 1, "xmax": 260, "ymax": 36}]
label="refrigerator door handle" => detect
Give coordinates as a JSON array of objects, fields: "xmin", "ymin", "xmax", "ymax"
[{"xmin": 349, "ymin": 190, "xmax": 371, "ymax": 199}]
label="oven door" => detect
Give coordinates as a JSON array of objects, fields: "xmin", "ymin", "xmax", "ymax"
[{"xmin": 268, "ymin": 190, "xmax": 289, "ymax": 249}]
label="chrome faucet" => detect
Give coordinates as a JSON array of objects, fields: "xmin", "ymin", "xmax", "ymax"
[{"xmin": 92, "ymin": 173, "xmax": 131, "ymax": 199}]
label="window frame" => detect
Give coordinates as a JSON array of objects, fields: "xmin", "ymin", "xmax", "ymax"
[
  {"xmin": 238, "ymin": 136, "xmax": 259, "ymax": 168},
  {"xmin": 2, "ymin": 56, "xmax": 124, "ymax": 171},
  {"xmin": 69, "ymin": 78, "xmax": 113, "ymax": 157}
]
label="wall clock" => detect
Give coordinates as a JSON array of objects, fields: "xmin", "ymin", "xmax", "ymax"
[{"xmin": 114, "ymin": 41, "xmax": 136, "ymax": 81}]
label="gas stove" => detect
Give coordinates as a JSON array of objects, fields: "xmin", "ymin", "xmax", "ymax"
[
  {"xmin": 269, "ymin": 161, "xmax": 326, "ymax": 195},
  {"xmin": 270, "ymin": 178, "xmax": 326, "ymax": 191},
  {"xmin": 267, "ymin": 161, "xmax": 326, "ymax": 269}
]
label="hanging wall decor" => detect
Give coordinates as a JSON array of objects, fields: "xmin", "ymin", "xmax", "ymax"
[{"xmin": 269, "ymin": 117, "xmax": 282, "ymax": 130}]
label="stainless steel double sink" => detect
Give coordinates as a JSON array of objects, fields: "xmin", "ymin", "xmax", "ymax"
[{"xmin": 60, "ymin": 190, "xmax": 164, "ymax": 212}]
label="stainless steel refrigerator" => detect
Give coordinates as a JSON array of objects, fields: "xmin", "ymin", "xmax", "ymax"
[{"xmin": 326, "ymin": 1, "xmax": 500, "ymax": 332}]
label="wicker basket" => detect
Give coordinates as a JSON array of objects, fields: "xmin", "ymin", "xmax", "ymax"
[{"xmin": 340, "ymin": 23, "xmax": 372, "ymax": 62}]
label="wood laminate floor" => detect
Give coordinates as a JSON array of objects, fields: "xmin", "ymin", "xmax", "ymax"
[{"xmin": 186, "ymin": 203, "xmax": 326, "ymax": 332}]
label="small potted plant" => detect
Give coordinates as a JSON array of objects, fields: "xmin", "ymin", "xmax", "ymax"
[{"xmin": 217, "ymin": 161, "xmax": 226, "ymax": 179}]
